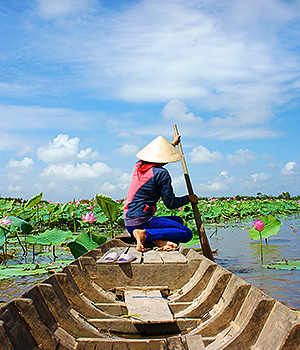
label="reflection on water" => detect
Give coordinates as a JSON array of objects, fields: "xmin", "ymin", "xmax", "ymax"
[{"xmin": 209, "ymin": 217, "xmax": 300, "ymax": 309}]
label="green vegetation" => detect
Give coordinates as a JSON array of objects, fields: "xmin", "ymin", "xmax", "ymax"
[{"xmin": 0, "ymin": 192, "xmax": 299, "ymax": 280}]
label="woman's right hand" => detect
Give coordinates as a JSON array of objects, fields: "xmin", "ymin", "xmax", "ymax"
[{"xmin": 189, "ymin": 194, "xmax": 198, "ymax": 203}]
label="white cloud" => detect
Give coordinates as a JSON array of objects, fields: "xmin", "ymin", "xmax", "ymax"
[
  {"xmin": 227, "ymin": 149, "xmax": 255, "ymax": 166},
  {"xmin": 116, "ymin": 144, "xmax": 139, "ymax": 157},
  {"xmin": 162, "ymin": 99, "xmax": 202, "ymax": 123},
  {"xmin": 281, "ymin": 161, "xmax": 297, "ymax": 175},
  {"xmin": 189, "ymin": 145, "xmax": 223, "ymax": 164},
  {"xmin": 36, "ymin": 0, "xmax": 94, "ymax": 19},
  {"xmin": 40, "ymin": 162, "xmax": 113, "ymax": 181},
  {"xmin": 77, "ymin": 148, "xmax": 100, "ymax": 160},
  {"xmin": 37, "ymin": 134, "xmax": 79, "ymax": 164},
  {"xmin": 252, "ymin": 172, "xmax": 270, "ymax": 182},
  {"xmin": 7, "ymin": 157, "xmax": 34, "ymax": 173}
]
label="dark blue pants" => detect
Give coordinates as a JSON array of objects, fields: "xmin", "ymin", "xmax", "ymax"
[{"xmin": 126, "ymin": 216, "xmax": 192, "ymax": 244}]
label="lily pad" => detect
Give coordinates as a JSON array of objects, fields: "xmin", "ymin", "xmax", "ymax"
[
  {"xmin": 262, "ymin": 259, "xmax": 300, "ymax": 270},
  {"xmin": 0, "ymin": 261, "xmax": 72, "ymax": 280}
]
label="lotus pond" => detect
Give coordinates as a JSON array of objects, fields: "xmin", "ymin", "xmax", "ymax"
[{"xmin": 0, "ymin": 194, "xmax": 300, "ymax": 310}]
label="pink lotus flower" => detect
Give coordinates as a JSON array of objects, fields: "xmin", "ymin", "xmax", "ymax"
[
  {"xmin": 253, "ymin": 220, "xmax": 264, "ymax": 232},
  {"xmin": 81, "ymin": 212, "xmax": 97, "ymax": 223},
  {"xmin": 178, "ymin": 207, "xmax": 183, "ymax": 211},
  {"xmin": 0, "ymin": 216, "xmax": 12, "ymax": 226}
]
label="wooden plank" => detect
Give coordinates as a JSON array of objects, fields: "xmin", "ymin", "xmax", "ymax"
[
  {"xmin": 184, "ymin": 334, "xmax": 205, "ymax": 350},
  {"xmin": 125, "ymin": 289, "xmax": 174, "ymax": 324},
  {"xmin": 158, "ymin": 251, "xmax": 188, "ymax": 264},
  {"xmin": 143, "ymin": 250, "xmax": 164, "ymax": 264}
]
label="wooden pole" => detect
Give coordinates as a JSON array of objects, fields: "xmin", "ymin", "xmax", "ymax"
[{"xmin": 173, "ymin": 124, "xmax": 215, "ymax": 261}]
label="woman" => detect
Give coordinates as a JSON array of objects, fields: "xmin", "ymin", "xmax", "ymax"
[{"xmin": 124, "ymin": 134, "xmax": 198, "ymax": 252}]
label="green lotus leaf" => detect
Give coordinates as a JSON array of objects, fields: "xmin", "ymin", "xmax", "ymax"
[
  {"xmin": 24, "ymin": 192, "xmax": 43, "ymax": 210},
  {"xmin": 262, "ymin": 260, "xmax": 300, "ymax": 270},
  {"xmin": 249, "ymin": 215, "xmax": 282, "ymax": 240},
  {"xmin": 95, "ymin": 194, "xmax": 118, "ymax": 223},
  {"xmin": 0, "ymin": 199, "xmax": 14, "ymax": 211},
  {"xmin": 8, "ymin": 216, "xmax": 33, "ymax": 234},
  {"xmin": 67, "ymin": 241, "xmax": 88, "ymax": 259},
  {"xmin": 27, "ymin": 229, "xmax": 76, "ymax": 246}
]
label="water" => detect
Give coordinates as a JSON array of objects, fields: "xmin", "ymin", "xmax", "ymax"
[{"xmin": 206, "ymin": 217, "xmax": 300, "ymax": 310}]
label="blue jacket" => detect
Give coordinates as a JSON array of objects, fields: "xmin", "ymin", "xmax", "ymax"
[{"xmin": 124, "ymin": 161, "xmax": 190, "ymax": 226}]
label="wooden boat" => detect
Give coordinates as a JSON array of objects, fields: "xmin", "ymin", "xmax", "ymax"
[{"xmin": 0, "ymin": 238, "xmax": 299, "ymax": 350}]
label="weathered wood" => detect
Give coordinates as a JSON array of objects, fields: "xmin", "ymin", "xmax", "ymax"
[
  {"xmin": 1, "ymin": 239, "xmax": 299, "ymax": 350},
  {"xmin": 125, "ymin": 289, "xmax": 174, "ymax": 324},
  {"xmin": 184, "ymin": 334, "xmax": 205, "ymax": 350},
  {"xmin": 0, "ymin": 320, "xmax": 14, "ymax": 350},
  {"xmin": 158, "ymin": 251, "xmax": 188, "ymax": 264},
  {"xmin": 143, "ymin": 250, "xmax": 164, "ymax": 264}
]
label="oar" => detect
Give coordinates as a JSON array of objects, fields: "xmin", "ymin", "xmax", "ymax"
[{"xmin": 173, "ymin": 124, "xmax": 215, "ymax": 261}]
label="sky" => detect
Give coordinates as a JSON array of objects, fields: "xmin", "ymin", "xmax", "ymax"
[{"xmin": 0, "ymin": 0, "xmax": 300, "ymax": 203}]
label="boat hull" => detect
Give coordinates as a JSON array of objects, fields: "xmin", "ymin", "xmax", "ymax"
[{"xmin": 0, "ymin": 239, "xmax": 299, "ymax": 349}]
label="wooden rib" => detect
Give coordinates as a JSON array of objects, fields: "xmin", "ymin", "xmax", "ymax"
[
  {"xmin": 35, "ymin": 283, "xmax": 103, "ymax": 339},
  {"xmin": 205, "ymin": 289, "xmax": 276, "ymax": 349},
  {"xmin": 13, "ymin": 298, "xmax": 58, "ymax": 350},
  {"xmin": 63, "ymin": 264, "xmax": 117, "ymax": 303},
  {"xmin": 169, "ymin": 259, "xmax": 217, "ymax": 302},
  {"xmin": 45, "ymin": 273, "xmax": 119, "ymax": 319},
  {"xmin": 175, "ymin": 270, "xmax": 232, "ymax": 318},
  {"xmin": 252, "ymin": 301, "xmax": 300, "ymax": 350},
  {"xmin": 0, "ymin": 300, "xmax": 38, "ymax": 350},
  {"xmin": 0, "ymin": 320, "xmax": 14, "ymax": 350}
]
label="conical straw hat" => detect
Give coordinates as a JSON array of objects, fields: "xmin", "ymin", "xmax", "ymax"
[{"xmin": 136, "ymin": 136, "xmax": 182, "ymax": 163}]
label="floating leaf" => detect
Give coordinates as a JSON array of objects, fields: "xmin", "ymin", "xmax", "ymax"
[
  {"xmin": 24, "ymin": 192, "xmax": 43, "ymax": 210},
  {"xmin": 95, "ymin": 194, "xmax": 118, "ymax": 223},
  {"xmin": 27, "ymin": 229, "xmax": 76, "ymax": 246},
  {"xmin": 262, "ymin": 260, "xmax": 300, "ymax": 270},
  {"xmin": 249, "ymin": 215, "xmax": 282, "ymax": 240}
]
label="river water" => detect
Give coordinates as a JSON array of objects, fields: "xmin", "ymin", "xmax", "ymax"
[{"xmin": 206, "ymin": 216, "xmax": 300, "ymax": 310}]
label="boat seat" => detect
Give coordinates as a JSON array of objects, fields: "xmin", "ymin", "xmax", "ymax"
[{"xmin": 125, "ymin": 288, "xmax": 174, "ymax": 324}]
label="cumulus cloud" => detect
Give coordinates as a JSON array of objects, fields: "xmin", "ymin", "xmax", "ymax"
[
  {"xmin": 7, "ymin": 157, "xmax": 34, "ymax": 173},
  {"xmin": 37, "ymin": 134, "xmax": 79, "ymax": 164},
  {"xmin": 116, "ymin": 143, "xmax": 139, "ymax": 157},
  {"xmin": 77, "ymin": 148, "xmax": 100, "ymax": 160},
  {"xmin": 252, "ymin": 172, "xmax": 270, "ymax": 182},
  {"xmin": 189, "ymin": 145, "xmax": 223, "ymax": 164},
  {"xmin": 227, "ymin": 149, "xmax": 255, "ymax": 166},
  {"xmin": 40, "ymin": 162, "xmax": 113, "ymax": 181},
  {"xmin": 281, "ymin": 161, "xmax": 297, "ymax": 175},
  {"xmin": 162, "ymin": 100, "xmax": 202, "ymax": 123}
]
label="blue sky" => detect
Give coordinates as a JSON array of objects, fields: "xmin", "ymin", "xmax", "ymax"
[{"xmin": 0, "ymin": 0, "xmax": 300, "ymax": 203}]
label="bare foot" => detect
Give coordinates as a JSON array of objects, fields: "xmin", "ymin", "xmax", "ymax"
[
  {"xmin": 133, "ymin": 229, "xmax": 147, "ymax": 252},
  {"xmin": 153, "ymin": 239, "xmax": 178, "ymax": 250}
]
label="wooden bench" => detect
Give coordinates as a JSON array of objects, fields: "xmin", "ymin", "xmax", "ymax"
[{"xmin": 125, "ymin": 289, "xmax": 174, "ymax": 324}]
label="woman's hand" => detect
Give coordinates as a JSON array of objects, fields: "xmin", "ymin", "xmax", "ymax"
[
  {"xmin": 189, "ymin": 194, "xmax": 198, "ymax": 203},
  {"xmin": 172, "ymin": 134, "xmax": 181, "ymax": 146}
]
